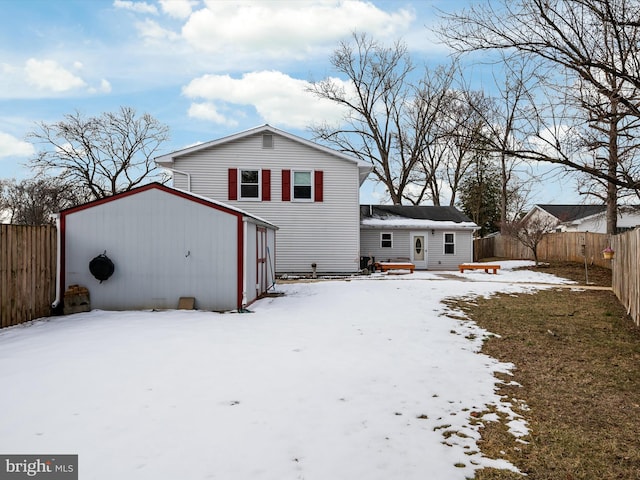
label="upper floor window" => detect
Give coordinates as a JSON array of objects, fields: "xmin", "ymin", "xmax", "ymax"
[
  {"xmin": 282, "ymin": 169, "xmax": 323, "ymax": 202},
  {"xmin": 444, "ymin": 232, "xmax": 455, "ymax": 254},
  {"xmin": 229, "ymin": 168, "xmax": 270, "ymax": 201},
  {"xmin": 240, "ymin": 169, "xmax": 260, "ymax": 199},
  {"xmin": 293, "ymin": 171, "xmax": 312, "ymax": 200}
]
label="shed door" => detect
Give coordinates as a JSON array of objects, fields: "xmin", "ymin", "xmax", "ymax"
[
  {"xmin": 256, "ymin": 227, "xmax": 267, "ymax": 296},
  {"xmin": 410, "ymin": 233, "xmax": 427, "ymax": 269}
]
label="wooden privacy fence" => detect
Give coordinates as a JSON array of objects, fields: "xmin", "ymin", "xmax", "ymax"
[
  {"xmin": 0, "ymin": 224, "xmax": 57, "ymax": 328},
  {"xmin": 474, "ymin": 230, "xmax": 640, "ymax": 327},
  {"xmin": 611, "ymin": 229, "xmax": 640, "ymax": 328},
  {"xmin": 474, "ymin": 232, "xmax": 613, "ymax": 269}
]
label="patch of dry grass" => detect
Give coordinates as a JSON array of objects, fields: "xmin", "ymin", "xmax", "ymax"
[{"xmin": 449, "ymin": 262, "xmax": 640, "ymax": 479}]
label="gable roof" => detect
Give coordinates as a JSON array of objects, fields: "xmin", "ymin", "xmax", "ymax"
[
  {"xmin": 360, "ymin": 205, "xmax": 478, "ymax": 230},
  {"xmin": 155, "ymin": 124, "xmax": 373, "ymax": 185},
  {"xmin": 534, "ymin": 204, "xmax": 607, "ymax": 222},
  {"xmin": 59, "ymin": 182, "xmax": 277, "ymax": 229}
]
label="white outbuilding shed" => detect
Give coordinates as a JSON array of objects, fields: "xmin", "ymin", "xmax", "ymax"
[{"xmin": 56, "ymin": 183, "xmax": 277, "ymax": 312}]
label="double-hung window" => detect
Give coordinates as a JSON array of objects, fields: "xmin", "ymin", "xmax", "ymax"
[
  {"xmin": 293, "ymin": 171, "xmax": 312, "ymax": 200},
  {"xmin": 240, "ymin": 169, "xmax": 260, "ymax": 199},
  {"xmin": 381, "ymin": 232, "xmax": 393, "ymax": 248},
  {"xmin": 282, "ymin": 169, "xmax": 323, "ymax": 202},
  {"xmin": 444, "ymin": 232, "xmax": 455, "ymax": 254}
]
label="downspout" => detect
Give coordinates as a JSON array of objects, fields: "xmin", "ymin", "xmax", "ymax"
[
  {"xmin": 166, "ymin": 167, "xmax": 191, "ymax": 192},
  {"xmin": 241, "ymin": 219, "xmax": 248, "ymax": 309},
  {"xmin": 51, "ymin": 213, "xmax": 62, "ymax": 309}
]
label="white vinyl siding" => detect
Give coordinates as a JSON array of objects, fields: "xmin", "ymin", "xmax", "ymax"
[
  {"xmin": 64, "ymin": 188, "xmax": 239, "ymax": 310},
  {"xmin": 360, "ymin": 229, "xmax": 409, "ymax": 263},
  {"xmin": 169, "ymin": 131, "xmax": 361, "ymax": 273},
  {"xmin": 360, "ymin": 227, "xmax": 474, "ymax": 270},
  {"xmin": 427, "ymin": 230, "xmax": 473, "ymax": 269}
]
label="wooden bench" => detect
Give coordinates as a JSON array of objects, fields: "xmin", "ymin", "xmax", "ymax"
[
  {"xmin": 459, "ymin": 264, "xmax": 501, "ymax": 274},
  {"xmin": 375, "ymin": 262, "xmax": 415, "ymax": 273}
]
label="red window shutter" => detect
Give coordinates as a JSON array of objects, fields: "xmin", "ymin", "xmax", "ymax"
[
  {"xmin": 314, "ymin": 170, "xmax": 324, "ymax": 202},
  {"xmin": 228, "ymin": 168, "xmax": 238, "ymax": 200},
  {"xmin": 282, "ymin": 169, "xmax": 291, "ymax": 201},
  {"xmin": 262, "ymin": 169, "xmax": 271, "ymax": 201}
]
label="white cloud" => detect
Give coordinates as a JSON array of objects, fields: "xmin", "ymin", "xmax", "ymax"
[
  {"xmin": 188, "ymin": 102, "xmax": 238, "ymax": 126},
  {"xmin": 159, "ymin": 0, "xmax": 197, "ymax": 19},
  {"xmin": 183, "ymin": 70, "xmax": 348, "ymax": 128},
  {"xmin": 113, "ymin": 0, "xmax": 158, "ymax": 15},
  {"xmin": 0, "ymin": 131, "xmax": 35, "ymax": 159},
  {"xmin": 88, "ymin": 79, "xmax": 113, "ymax": 94},
  {"xmin": 136, "ymin": 18, "xmax": 181, "ymax": 41},
  {"xmin": 181, "ymin": 1, "xmax": 414, "ymax": 56},
  {"xmin": 0, "ymin": 59, "xmax": 112, "ymax": 98},
  {"xmin": 25, "ymin": 59, "xmax": 87, "ymax": 93}
]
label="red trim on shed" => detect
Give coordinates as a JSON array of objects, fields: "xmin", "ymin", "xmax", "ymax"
[
  {"xmin": 60, "ymin": 183, "xmax": 246, "ymax": 218},
  {"xmin": 282, "ymin": 169, "xmax": 291, "ymax": 201}
]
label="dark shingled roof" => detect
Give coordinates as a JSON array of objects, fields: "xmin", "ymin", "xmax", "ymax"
[
  {"xmin": 360, "ymin": 205, "xmax": 473, "ymax": 223},
  {"xmin": 536, "ymin": 204, "xmax": 606, "ymax": 222}
]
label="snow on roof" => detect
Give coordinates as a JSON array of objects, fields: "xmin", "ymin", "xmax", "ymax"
[
  {"xmin": 362, "ymin": 217, "xmax": 478, "ymax": 230},
  {"xmin": 360, "ymin": 204, "xmax": 478, "ymax": 230}
]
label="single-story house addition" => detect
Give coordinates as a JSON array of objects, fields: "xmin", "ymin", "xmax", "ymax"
[
  {"xmin": 360, "ymin": 205, "xmax": 478, "ymax": 270},
  {"xmin": 56, "ymin": 183, "xmax": 277, "ymax": 312}
]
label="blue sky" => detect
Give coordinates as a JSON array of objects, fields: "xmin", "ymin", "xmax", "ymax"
[{"xmin": 0, "ymin": 0, "xmax": 581, "ymax": 205}]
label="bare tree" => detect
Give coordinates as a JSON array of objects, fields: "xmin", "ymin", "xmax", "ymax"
[
  {"xmin": 0, "ymin": 175, "xmax": 90, "ymax": 225},
  {"xmin": 307, "ymin": 33, "xmax": 455, "ymax": 204},
  {"xmin": 439, "ymin": 0, "xmax": 640, "ymax": 233},
  {"xmin": 403, "ymin": 65, "xmax": 460, "ymax": 205},
  {"xmin": 439, "ymin": 89, "xmax": 491, "ymax": 207},
  {"xmin": 463, "ymin": 54, "xmax": 540, "ymax": 230},
  {"xmin": 28, "ymin": 106, "xmax": 169, "ymax": 199},
  {"xmin": 503, "ymin": 215, "xmax": 558, "ymax": 266}
]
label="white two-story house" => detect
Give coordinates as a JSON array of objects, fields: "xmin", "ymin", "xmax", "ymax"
[{"xmin": 156, "ymin": 125, "xmax": 372, "ymax": 275}]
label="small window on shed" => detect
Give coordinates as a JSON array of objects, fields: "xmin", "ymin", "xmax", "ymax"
[
  {"xmin": 381, "ymin": 232, "xmax": 393, "ymax": 248},
  {"xmin": 262, "ymin": 134, "xmax": 274, "ymax": 148},
  {"xmin": 444, "ymin": 232, "xmax": 455, "ymax": 254}
]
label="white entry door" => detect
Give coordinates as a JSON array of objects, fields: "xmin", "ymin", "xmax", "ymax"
[{"xmin": 410, "ymin": 233, "xmax": 427, "ymax": 269}]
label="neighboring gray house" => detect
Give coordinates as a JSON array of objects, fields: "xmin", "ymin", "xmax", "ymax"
[
  {"xmin": 360, "ymin": 205, "xmax": 478, "ymax": 270},
  {"xmin": 156, "ymin": 125, "xmax": 371, "ymax": 274},
  {"xmin": 58, "ymin": 183, "xmax": 277, "ymax": 311},
  {"xmin": 522, "ymin": 204, "xmax": 640, "ymax": 233}
]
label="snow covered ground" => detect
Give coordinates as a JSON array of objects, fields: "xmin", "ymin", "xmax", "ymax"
[{"xmin": 0, "ymin": 261, "xmax": 573, "ymax": 479}]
